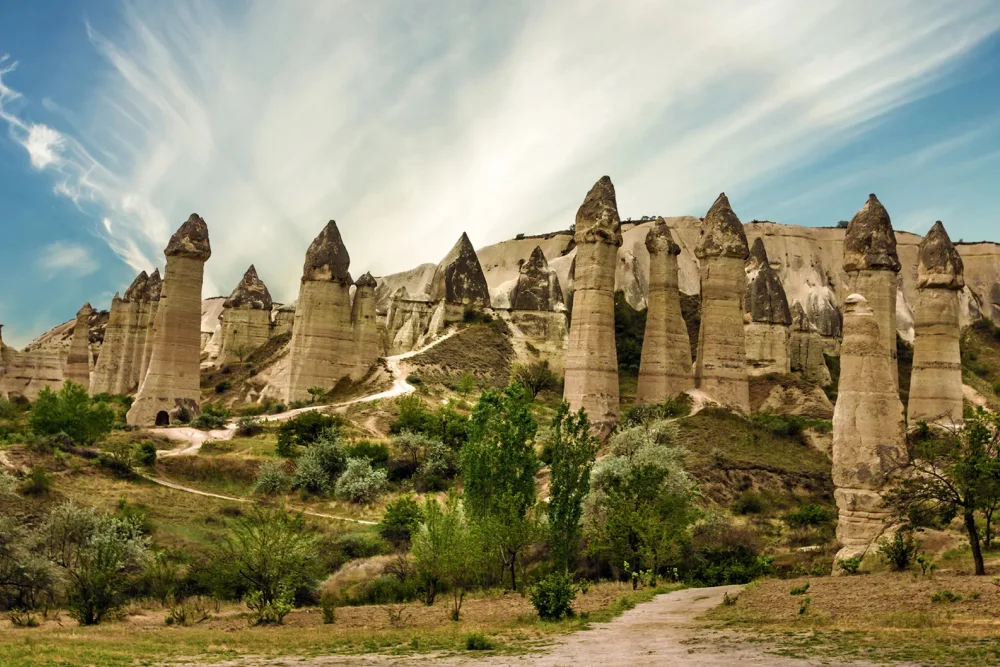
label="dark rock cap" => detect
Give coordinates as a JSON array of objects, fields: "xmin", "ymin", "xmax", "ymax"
[
  {"xmin": 355, "ymin": 272, "xmax": 378, "ymax": 289},
  {"xmin": 917, "ymin": 221, "xmax": 964, "ymax": 290},
  {"xmin": 745, "ymin": 238, "xmax": 791, "ymax": 325},
  {"xmin": 123, "ymin": 271, "xmax": 149, "ymax": 303},
  {"xmin": 695, "ymin": 193, "xmax": 749, "ymax": 260},
  {"xmin": 645, "ymin": 218, "xmax": 681, "ymax": 256},
  {"xmin": 303, "ymin": 220, "xmax": 351, "ymax": 283},
  {"xmin": 165, "ymin": 214, "xmax": 212, "ymax": 260},
  {"xmin": 843, "ymin": 194, "xmax": 900, "ymax": 273},
  {"xmin": 512, "ymin": 246, "xmax": 565, "ymax": 311},
  {"xmin": 575, "ymin": 176, "xmax": 623, "ymax": 247},
  {"xmin": 224, "ymin": 265, "xmax": 273, "ymax": 310},
  {"xmin": 429, "ymin": 232, "xmax": 491, "ymax": 308},
  {"xmin": 145, "ymin": 269, "xmax": 163, "ymax": 302},
  {"xmin": 77, "ymin": 303, "xmax": 94, "ymax": 318}
]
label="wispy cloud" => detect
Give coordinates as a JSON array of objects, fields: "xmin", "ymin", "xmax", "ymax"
[
  {"xmin": 37, "ymin": 241, "xmax": 99, "ymax": 279},
  {"xmin": 1, "ymin": 2, "xmax": 1000, "ymax": 303}
]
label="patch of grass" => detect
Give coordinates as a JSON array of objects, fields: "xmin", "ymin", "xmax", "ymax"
[{"xmin": 408, "ymin": 321, "xmax": 515, "ymax": 390}]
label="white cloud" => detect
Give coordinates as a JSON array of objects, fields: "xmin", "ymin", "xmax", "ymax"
[
  {"xmin": 1, "ymin": 2, "xmax": 1000, "ymax": 303},
  {"xmin": 37, "ymin": 241, "xmax": 99, "ymax": 279}
]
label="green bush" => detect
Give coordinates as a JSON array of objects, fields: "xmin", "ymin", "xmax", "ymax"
[
  {"xmin": 751, "ymin": 412, "xmax": 809, "ymax": 442},
  {"xmin": 29, "ymin": 381, "xmax": 115, "ymax": 446},
  {"xmin": 790, "ymin": 581, "xmax": 810, "ymax": 596},
  {"xmin": 99, "ymin": 442, "xmax": 138, "ymax": 478},
  {"xmin": 837, "ymin": 556, "xmax": 862, "ymax": 574},
  {"xmin": 784, "ymin": 504, "xmax": 836, "ymax": 528},
  {"xmin": 529, "ymin": 572, "xmax": 577, "ymax": 620},
  {"xmin": 685, "ymin": 522, "xmax": 772, "ymax": 586},
  {"xmin": 931, "ymin": 590, "xmax": 962, "ymax": 603},
  {"xmin": 619, "ymin": 395, "xmax": 691, "ymax": 427},
  {"xmin": 135, "ymin": 442, "xmax": 157, "ymax": 467},
  {"xmin": 878, "ymin": 529, "xmax": 920, "ymax": 571},
  {"xmin": 19, "ymin": 466, "xmax": 51, "ymax": 496},
  {"xmin": 344, "ymin": 440, "xmax": 390, "ymax": 467},
  {"xmin": 254, "ymin": 460, "xmax": 290, "ymax": 495},
  {"xmin": 292, "ymin": 433, "xmax": 346, "ymax": 495},
  {"xmin": 277, "ymin": 412, "xmax": 340, "ymax": 456},
  {"xmin": 342, "ymin": 574, "xmax": 423, "ymax": 606},
  {"xmin": 613, "ymin": 291, "xmax": 645, "ymax": 373},
  {"xmin": 335, "ymin": 458, "xmax": 388, "ymax": 504},
  {"xmin": 732, "ymin": 491, "xmax": 767, "ymax": 515},
  {"xmin": 235, "ymin": 416, "xmax": 263, "ymax": 437},
  {"xmin": 510, "ymin": 361, "xmax": 559, "ymax": 398},
  {"xmin": 191, "ymin": 414, "xmax": 227, "ymax": 430},
  {"xmin": 379, "ymin": 496, "xmax": 425, "ymax": 546},
  {"xmin": 335, "ymin": 532, "xmax": 392, "ymax": 561},
  {"xmin": 465, "ymin": 633, "xmax": 495, "ymax": 651}
]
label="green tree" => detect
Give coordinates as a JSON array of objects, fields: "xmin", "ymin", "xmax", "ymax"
[
  {"xmin": 885, "ymin": 409, "xmax": 1000, "ymax": 576},
  {"xmin": 29, "ymin": 381, "xmax": 115, "ymax": 446},
  {"xmin": 411, "ymin": 494, "xmax": 481, "ymax": 618},
  {"xmin": 216, "ymin": 506, "xmax": 318, "ymax": 624},
  {"xmin": 510, "ymin": 361, "xmax": 558, "ymax": 398},
  {"xmin": 379, "ymin": 495, "xmax": 425, "ymax": 546},
  {"xmin": 456, "ymin": 373, "xmax": 477, "ymax": 396},
  {"xmin": 547, "ymin": 402, "xmax": 597, "ymax": 572},
  {"xmin": 461, "ymin": 383, "xmax": 539, "ymax": 589}
]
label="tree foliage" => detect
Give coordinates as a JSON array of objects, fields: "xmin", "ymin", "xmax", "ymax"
[
  {"xmin": 411, "ymin": 494, "xmax": 481, "ymax": 618},
  {"xmin": 29, "ymin": 381, "xmax": 115, "ymax": 446},
  {"xmin": 510, "ymin": 361, "xmax": 559, "ymax": 398},
  {"xmin": 546, "ymin": 402, "xmax": 597, "ymax": 572}
]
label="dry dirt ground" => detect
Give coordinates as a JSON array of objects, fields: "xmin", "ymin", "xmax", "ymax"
[{"xmin": 166, "ymin": 587, "xmax": 877, "ymax": 667}]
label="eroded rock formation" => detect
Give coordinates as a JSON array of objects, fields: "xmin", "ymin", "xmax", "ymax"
[
  {"xmin": 351, "ymin": 272, "xmax": 382, "ymax": 376},
  {"xmin": 218, "ymin": 265, "xmax": 273, "ymax": 366},
  {"xmin": 832, "ymin": 294, "xmax": 907, "ymax": 569},
  {"xmin": 137, "ymin": 269, "xmax": 163, "ymax": 385},
  {"xmin": 504, "ymin": 246, "xmax": 569, "ymax": 375},
  {"xmin": 428, "ymin": 232, "xmax": 491, "ymax": 319},
  {"xmin": 789, "ymin": 302, "xmax": 832, "ymax": 386},
  {"xmin": 127, "ymin": 215, "xmax": 211, "ymax": 426},
  {"xmin": 636, "ymin": 218, "xmax": 693, "ymax": 402},
  {"xmin": 694, "ymin": 193, "xmax": 751, "ymax": 412},
  {"xmin": 65, "ymin": 303, "xmax": 93, "ymax": 388},
  {"xmin": 563, "ymin": 176, "xmax": 622, "ymax": 434},
  {"xmin": 511, "ymin": 246, "xmax": 565, "ymax": 312},
  {"xmin": 908, "ymin": 221, "xmax": 965, "ymax": 427},
  {"xmin": 745, "ymin": 237, "xmax": 792, "ymax": 375},
  {"xmin": 281, "ymin": 221, "xmax": 357, "ymax": 403},
  {"xmin": 113, "ymin": 271, "xmax": 149, "ymax": 394},
  {"xmin": 844, "ymin": 194, "xmax": 901, "ymax": 387},
  {"xmin": 90, "ymin": 293, "xmax": 126, "ymax": 395}
]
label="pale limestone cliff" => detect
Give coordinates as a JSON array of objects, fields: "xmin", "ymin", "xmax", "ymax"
[
  {"xmin": 695, "ymin": 194, "xmax": 751, "ymax": 413},
  {"xmin": 563, "ymin": 176, "xmax": 622, "ymax": 434},
  {"xmin": 908, "ymin": 221, "xmax": 965, "ymax": 428},
  {"xmin": 127, "ymin": 214, "xmax": 211, "ymax": 426},
  {"xmin": 218, "ymin": 265, "xmax": 273, "ymax": 366},
  {"xmin": 832, "ymin": 294, "xmax": 907, "ymax": 569},
  {"xmin": 65, "ymin": 303, "xmax": 93, "ymax": 388},
  {"xmin": 636, "ymin": 218, "xmax": 693, "ymax": 402}
]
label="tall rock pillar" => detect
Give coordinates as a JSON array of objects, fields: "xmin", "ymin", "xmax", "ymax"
[
  {"xmin": 90, "ymin": 292, "xmax": 125, "ymax": 395},
  {"xmin": 908, "ymin": 221, "xmax": 965, "ymax": 428},
  {"xmin": 218, "ymin": 265, "xmax": 273, "ymax": 366},
  {"xmin": 126, "ymin": 214, "xmax": 211, "ymax": 426},
  {"xmin": 283, "ymin": 221, "xmax": 355, "ymax": 403},
  {"xmin": 744, "ymin": 238, "xmax": 792, "ymax": 375},
  {"xmin": 844, "ymin": 194, "xmax": 901, "ymax": 388},
  {"xmin": 789, "ymin": 302, "xmax": 832, "ymax": 386},
  {"xmin": 65, "ymin": 303, "xmax": 93, "ymax": 388},
  {"xmin": 832, "ymin": 294, "xmax": 907, "ymax": 569},
  {"xmin": 351, "ymin": 272, "xmax": 382, "ymax": 377},
  {"xmin": 694, "ymin": 193, "xmax": 751, "ymax": 412},
  {"xmin": 137, "ymin": 269, "xmax": 163, "ymax": 384},
  {"xmin": 113, "ymin": 271, "xmax": 149, "ymax": 395},
  {"xmin": 563, "ymin": 176, "xmax": 622, "ymax": 434},
  {"xmin": 636, "ymin": 218, "xmax": 693, "ymax": 403}
]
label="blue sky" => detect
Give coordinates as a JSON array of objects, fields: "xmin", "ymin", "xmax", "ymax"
[{"xmin": 1, "ymin": 1, "xmax": 1000, "ymax": 348}]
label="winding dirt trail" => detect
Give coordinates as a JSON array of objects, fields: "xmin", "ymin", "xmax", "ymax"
[{"xmin": 167, "ymin": 586, "xmax": 876, "ymax": 666}]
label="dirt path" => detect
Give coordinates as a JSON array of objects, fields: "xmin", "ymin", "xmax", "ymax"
[{"xmin": 167, "ymin": 586, "xmax": 875, "ymax": 666}]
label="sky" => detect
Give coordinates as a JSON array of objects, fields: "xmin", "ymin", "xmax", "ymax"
[{"xmin": 1, "ymin": 1, "xmax": 1000, "ymax": 348}]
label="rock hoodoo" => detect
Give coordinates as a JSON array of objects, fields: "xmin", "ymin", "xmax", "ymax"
[
  {"xmin": 908, "ymin": 221, "xmax": 965, "ymax": 427},
  {"xmin": 428, "ymin": 232, "xmax": 491, "ymax": 318},
  {"xmin": 112, "ymin": 271, "xmax": 149, "ymax": 395},
  {"xmin": 506, "ymin": 246, "xmax": 569, "ymax": 375},
  {"xmin": 694, "ymin": 193, "xmax": 751, "ymax": 412},
  {"xmin": 350, "ymin": 272, "xmax": 383, "ymax": 377},
  {"xmin": 137, "ymin": 269, "xmax": 163, "ymax": 385},
  {"xmin": 844, "ymin": 194, "xmax": 901, "ymax": 387},
  {"xmin": 90, "ymin": 292, "xmax": 126, "ymax": 395},
  {"xmin": 789, "ymin": 302, "xmax": 832, "ymax": 386},
  {"xmin": 218, "ymin": 265, "xmax": 273, "ymax": 366},
  {"xmin": 832, "ymin": 294, "xmax": 907, "ymax": 570},
  {"xmin": 281, "ymin": 221, "xmax": 357, "ymax": 403},
  {"xmin": 511, "ymin": 246, "xmax": 565, "ymax": 312},
  {"xmin": 563, "ymin": 176, "xmax": 623, "ymax": 434},
  {"xmin": 127, "ymin": 214, "xmax": 211, "ymax": 426},
  {"xmin": 65, "ymin": 303, "xmax": 93, "ymax": 388},
  {"xmin": 744, "ymin": 237, "xmax": 792, "ymax": 375},
  {"xmin": 636, "ymin": 218, "xmax": 693, "ymax": 402}
]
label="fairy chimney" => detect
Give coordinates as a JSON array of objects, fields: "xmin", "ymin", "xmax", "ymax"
[
  {"xmin": 511, "ymin": 247, "xmax": 565, "ymax": 312},
  {"xmin": 65, "ymin": 303, "xmax": 93, "ymax": 388},
  {"xmin": 907, "ymin": 221, "xmax": 965, "ymax": 428},
  {"xmin": 137, "ymin": 269, "xmax": 162, "ymax": 383},
  {"xmin": 428, "ymin": 232, "xmax": 491, "ymax": 321},
  {"xmin": 282, "ymin": 221, "xmax": 356, "ymax": 403},
  {"xmin": 127, "ymin": 214, "xmax": 211, "ymax": 426},
  {"xmin": 694, "ymin": 193, "xmax": 751, "ymax": 412},
  {"xmin": 636, "ymin": 218, "xmax": 693, "ymax": 403},
  {"xmin": 789, "ymin": 302, "xmax": 832, "ymax": 386},
  {"xmin": 563, "ymin": 176, "xmax": 623, "ymax": 434},
  {"xmin": 844, "ymin": 194, "xmax": 901, "ymax": 388},
  {"xmin": 744, "ymin": 238, "xmax": 792, "ymax": 375},
  {"xmin": 218, "ymin": 265, "xmax": 273, "ymax": 366},
  {"xmin": 832, "ymin": 294, "xmax": 906, "ymax": 571},
  {"xmin": 351, "ymin": 272, "xmax": 382, "ymax": 376},
  {"xmin": 111, "ymin": 271, "xmax": 149, "ymax": 394},
  {"xmin": 90, "ymin": 292, "xmax": 126, "ymax": 395}
]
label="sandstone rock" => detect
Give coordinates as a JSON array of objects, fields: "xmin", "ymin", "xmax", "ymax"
[
  {"xmin": 127, "ymin": 214, "xmax": 212, "ymax": 425},
  {"xmin": 844, "ymin": 195, "xmax": 901, "ymax": 388},
  {"xmin": 694, "ymin": 194, "xmax": 750, "ymax": 412},
  {"xmin": 511, "ymin": 246, "xmax": 565, "ymax": 312},
  {"xmin": 90, "ymin": 292, "xmax": 126, "ymax": 395},
  {"xmin": 137, "ymin": 269, "xmax": 163, "ymax": 385},
  {"xmin": 745, "ymin": 238, "xmax": 791, "ymax": 376},
  {"xmin": 351, "ymin": 272, "xmax": 383, "ymax": 377},
  {"xmin": 504, "ymin": 310, "xmax": 569, "ymax": 376},
  {"xmin": 113, "ymin": 271, "xmax": 149, "ymax": 395},
  {"xmin": 908, "ymin": 222, "xmax": 964, "ymax": 427},
  {"xmin": 429, "ymin": 232, "xmax": 491, "ymax": 311},
  {"xmin": 636, "ymin": 218, "xmax": 693, "ymax": 402},
  {"xmin": 218, "ymin": 265, "xmax": 273, "ymax": 366},
  {"xmin": 789, "ymin": 302, "xmax": 832, "ymax": 386},
  {"xmin": 832, "ymin": 294, "xmax": 907, "ymax": 569},
  {"xmin": 65, "ymin": 303, "xmax": 93, "ymax": 388},
  {"xmin": 564, "ymin": 176, "xmax": 622, "ymax": 434},
  {"xmin": 280, "ymin": 221, "xmax": 358, "ymax": 403},
  {"xmin": 272, "ymin": 303, "xmax": 295, "ymax": 337}
]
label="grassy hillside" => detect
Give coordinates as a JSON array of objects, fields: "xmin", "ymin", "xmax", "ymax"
[{"xmin": 962, "ymin": 319, "xmax": 1000, "ymax": 408}]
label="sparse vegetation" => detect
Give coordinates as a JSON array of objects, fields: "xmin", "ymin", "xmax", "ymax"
[{"xmin": 29, "ymin": 381, "xmax": 115, "ymax": 446}]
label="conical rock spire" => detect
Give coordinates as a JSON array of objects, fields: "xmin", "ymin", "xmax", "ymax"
[
  {"xmin": 224, "ymin": 265, "xmax": 273, "ymax": 310},
  {"xmin": 575, "ymin": 176, "xmax": 623, "ymax": 247},
  {"xmin": 303, "ymin": 220, "xmax": 352, "ymax": 283},
  {"xmin": 917, "ymin": 221, "xmax": 964, "ymax": 290},
  {"xmin": 165, "ymin": 213, "xmax": 212, "ymax": 260},
  {"xmin": 843, "ymin": 194, "xmax": 900, "ymax": 273},
  {"xmin": 695, "ymin": 193, "xmax": 749, "ymax": 260},
  {"xmin": 644, "ymin": 218, "xmax": 681, "ymax": 256},
  {"xmin": 746, "ymin": 238, "xmax": 791, "ymax": 325}
]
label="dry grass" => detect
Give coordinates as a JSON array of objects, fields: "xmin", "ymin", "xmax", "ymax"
[{"xmin": 408, "ymin": 321, "xmax": 514, "ymax": 389}]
